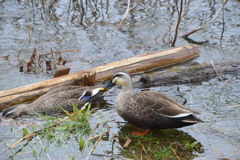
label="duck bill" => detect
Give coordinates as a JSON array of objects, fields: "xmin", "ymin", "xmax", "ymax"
[{"xmin": 99, "ymin": 81, "xmax": 115, "ymax": 90}]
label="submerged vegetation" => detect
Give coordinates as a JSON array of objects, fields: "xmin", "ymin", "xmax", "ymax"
[{"xmin": 117, "ymin": 125, "xmax": 203, "ymax": 160}]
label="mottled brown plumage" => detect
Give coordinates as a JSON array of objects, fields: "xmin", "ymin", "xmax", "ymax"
[
  {"xmin": 2, "ymin": 86, "xmax": 109, "ymax": 118},
  {"xmin": 103, "ymin": 71, "xmax": 203, "ymax": 130}
]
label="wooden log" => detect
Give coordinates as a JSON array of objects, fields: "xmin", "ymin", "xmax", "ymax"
[
  {"xmin": 74, "ymin": 70, "xmax": 96, "ymax": 86},
  {"xmin": 96, "ymin": 44, "xmax": 199, "ymax": 81},
  {"xmin": 0, "ymin": 44, "xmax": 199, "ymax": 108},
  {"xmin": 54, "ymin": 65, "xmax": 70, "ymax": 78},
  {"xmin": 137, "ymin": 62, "xmax": 240, "ymax": 86}
]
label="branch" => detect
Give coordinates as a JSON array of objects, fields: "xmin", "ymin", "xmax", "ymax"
[
  {"xmin": 116, "ymin": 0, "xmax": 131, "ymax": 31},
  {"xmin": 180, "ymin": 0, "xmax": 228, "ymax": 38},
  {"xmin": 129, "ymin": 0, "xmax": 143, "ymax": 13},
  {"xmin": 171, "ymin": 0, "xmax": 183, "ymax": 47}
]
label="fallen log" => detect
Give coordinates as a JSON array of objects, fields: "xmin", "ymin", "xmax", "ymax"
[
  {"xmin": 137, "ymin": 62, "xmax": 240, "ymax": 87},
  {"xmin": 0, "ymin": 44, "xmax": 199, "ymax": 109}
]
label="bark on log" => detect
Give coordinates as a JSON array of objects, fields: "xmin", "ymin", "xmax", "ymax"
[
  {"xmin": 0, "ymin": 44, "xmax": 199, "ymax": 109},
  {"xmin": 137, "ymin": 62, "xmax": 240, "ymax": 87}
]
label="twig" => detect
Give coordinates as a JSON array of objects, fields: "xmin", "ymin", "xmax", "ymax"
[
  {"xmin": 226, "ymin": 104, "xmax": 240, "ymax": 108},
  {"xmin": 0, "ymin": 2, "xmax": 58, "ymax": 17},
  {"xmin": 140, "ymin": 148, "xmax": 143, "ymax": 160},
  {"xmin": 37, "ymin": 135, "xmax": 52, "ymax": 160},
  {"xmin": 171, "ymin": 0, "xmax": 183, "ymax": 47},
  {"xmin": 40, "ymin": 49, "xmax": 75, "ymax": 56},
  {"xmin": 100, "ymin": 0, "xmax": 141, "ymax": 54},
  {"xmin": 91, "ymin": 154, "xmax": 134, "ymax": 160},
  {"xmin": 17, "ymin": 35, "xmax": 29, "ymax": 62},
  {"xmin": 170, "ymin": 145, "xmax": 181, "ymax": 160},
  {"xmin": 87, "ymin": 131, "xmax": 108, "ymax": 159},
  {"xmin": 180, "ymin": 0, "xmax": 228, "ymax": 37},
  {"xmin": 123, "ymin": 138, "xmax": 132, "ymax": 149},
  {"xmin": 51, "ymin": 49, "xmax": 56, "ymax": 68},
  {"xmin": 129, "ymin": 0, "xmax": 143, "ymax": 12},
  {"xmin": 210, "ymin": 60, "xmax": 220, "ymax": 77},
  {"xmin": 9, "ymin": 117, "xmax": 69, "ymax": 149},
  {"xmin": 88, "ymin": 123, "xmax": 99, "ymax": 139},
  {"xmin": 138, "ymin": 140, "xmax": 152, "ymax": 160},
  {"xmin": 85, "ymin": 131, "xmax": 108, "ymax": 141},
  {"xmin": 116, "ymin": 0, "xmax": 131, "ymax": 31},
  {"xmin": 114, "ymin": 138, "xmax": 122, "ymax": 147}
]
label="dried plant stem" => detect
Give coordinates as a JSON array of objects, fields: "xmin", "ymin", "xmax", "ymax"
[
  {"xmin": 116, "ymin": 0, "xmax": 131, "ymax": 31},
  {"xmin": 180, "ymin": 0, "xmax": 228, "ymax": 37},
  {"xmin": 86, "ymin": 131, "xmax": 108, "ymax": 141},
  {"xmin": 123, "ymin": 138, "xmax": 132, "ymax": 149},
  {"xmin": 17, "ymin": 35, "xmax": 29, "ymax": 61},
  {"xmin": 87, "ymin": 130, "xmax": 108, "ymax": 159},
  {"xmin": 210, "ymin": 60, "xmax": 220, "ymax": 76},
  {"xmin": 37, "ymin": 135, "xmax": 52, "ymax": 160},
  {"xmin": 171, "ymin": 0, "xmax": 183, "ymax": 47},
  {"xmin": 9, "ymin": 117, "xmax": 69, "ymax": 149},
  {"xmin": 91, "ymin": 154, "xmax": 134, "ymax": 160},
  {"xmin": 227, "ymin": 104, "xmax": 240, "ymax": 108},
  {"xmin": 129, "ymin": 0, "xmax": 143, "ymax": 12},
  {"xmin": 138, "ymin": 140, "xmax": 152, "ymax": 160},
  {"xmin": 170, "ymin": 145, "xmax": 181, "ymax": 160},
  {"xmin": 88, "ymin": 123, "xmax": 99, "ymax": 139},
  {"xmin": 40, "ymin": 49, "xmax": 76, "ymax": 56}
]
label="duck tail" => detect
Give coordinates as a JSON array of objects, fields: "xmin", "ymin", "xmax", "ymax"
[
  {"xmin": 180, "ymin": 114, "xmax": 203, "ymax": 123},
  {"xmin": 2, "ymin": 104, "xmax": 29, "ymax": 118}
]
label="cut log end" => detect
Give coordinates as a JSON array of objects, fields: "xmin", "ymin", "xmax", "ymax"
[{"xmin": 74, "ymin": 70, "xmax": 96, "ymax": 86}]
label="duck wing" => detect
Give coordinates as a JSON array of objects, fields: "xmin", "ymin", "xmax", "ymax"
[
  {"xmin": 121, "ymin": 91, "xmax": 202, "ymax": 129},
  {"xmin": 132, "ymin": 91, "xmax": 200, "ymax": 118}
]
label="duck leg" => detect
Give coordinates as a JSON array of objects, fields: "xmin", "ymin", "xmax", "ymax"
[{"xmin": 132, "ymin": 129, "xmax": 151, "ymax": 136}]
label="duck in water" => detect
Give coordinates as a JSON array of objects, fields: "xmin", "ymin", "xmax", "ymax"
[
  {"xmin": 2, "ymin": 85, "xmax": 110, "ymax": 118},
  {"xmin": 102, "ymin": 71, "xmax": 203, "ymax": 135}
]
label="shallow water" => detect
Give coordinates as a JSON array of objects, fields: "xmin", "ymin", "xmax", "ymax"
[{"xmin": 0, "ymin": 0, "xmax": 240, "ymax": 159}]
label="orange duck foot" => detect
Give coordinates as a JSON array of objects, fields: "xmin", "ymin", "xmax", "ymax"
[{"xmin": 132, "ymin": 129, "xmax": 151, "ymax": 136}]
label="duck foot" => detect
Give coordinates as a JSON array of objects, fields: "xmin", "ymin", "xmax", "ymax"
[{"xmin": 132, "ymin": 129, "xmax": 151, "ymax": 136}]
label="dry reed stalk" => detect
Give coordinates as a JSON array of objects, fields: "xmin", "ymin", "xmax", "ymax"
[
  {"xmin": 37, "ymin": 135, "xmax": 52, "ymax": 160},
  {"xmin": 170, "ymin": 145, "xmax": 181, "ymax": 160},
  {"xmin": 85, "ymin": 131, "xmax": 108, "ymax": 141},
  {"xmin": 87, "ymin": 131, "xmax": 108, "ymax": 159},
  {"xmin": 117, "ymin": 0, "xmax": 131, "ymax": 31},
  {"xmin": 88, "ymin": 123, "xmax": 99, "ymax": 139},
  {"xmin": 138, "ymin": 140, "xmax": 152, "ymax": 160},
  {"xmin": 227, "ymin": 104, "xmax": 240, "ymax": 108},
  {"xmin": 91, "ymin": 154, "xmax": 134, "ymax": 160},
  {"xmin": 129, "ymin": 0, "xmax": 142, "ymax": 12},
  {"xmin": 171, "ymin": 0, "xmax": 183, "ymax": 47}
]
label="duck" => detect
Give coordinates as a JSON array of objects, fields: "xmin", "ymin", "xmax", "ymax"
[
  {"xmin": 2, "ymin": 85, "xmax": 110, "ymax": 118},
  {"xmin": 102, "ymin": 71, "xmax": 203, "ymax": 135}
]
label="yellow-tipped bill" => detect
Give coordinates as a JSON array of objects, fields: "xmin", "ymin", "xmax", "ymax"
[{"xmin": 99, "ymin": 87, "xmax": 106, "ymax": 91}]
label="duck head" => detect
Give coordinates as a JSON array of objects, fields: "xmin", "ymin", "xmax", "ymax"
[{"xmin": 102, "ymin": 71, "xmax": 133, "ymax": 92}]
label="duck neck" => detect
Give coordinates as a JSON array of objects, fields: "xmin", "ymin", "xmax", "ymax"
[{"xmin": 119, "ymin": 82, "xmax": 133, "ymax": 98}]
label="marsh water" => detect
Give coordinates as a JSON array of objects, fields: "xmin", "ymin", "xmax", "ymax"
[{"xmin": 0, "ymin": 0, "xmax": 240, "ymax": 159}]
